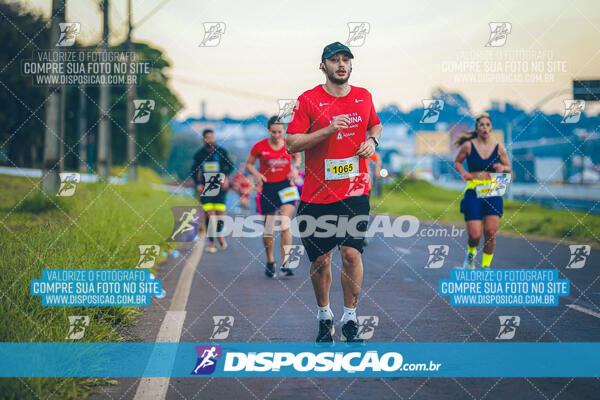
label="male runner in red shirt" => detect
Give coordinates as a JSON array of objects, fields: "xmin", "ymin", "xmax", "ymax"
[{"xmin": 286, "ymin": 42, "xmax": 382, "ymax": 343}]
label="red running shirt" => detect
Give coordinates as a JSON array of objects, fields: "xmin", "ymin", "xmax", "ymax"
[
  {"xmin": 287, "ymin": 85, "xmax": 381, "ymax": 204},
  {"xmin": 249, "ymin": 138, "xmax": 292, "ymax": 183}
]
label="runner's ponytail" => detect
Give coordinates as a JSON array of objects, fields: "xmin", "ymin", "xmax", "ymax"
[
  {"xmin": 454, "ymin": 113, "xmax": 491, "ymax": 146},
  {"xmin": 455, "ymin": 130, "xmax": 477, "ymax": 146}
]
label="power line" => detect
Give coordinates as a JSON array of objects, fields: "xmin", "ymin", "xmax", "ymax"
[{"xmin": 171, "ymin": 75, "xmax": 277, "ymax": 102}]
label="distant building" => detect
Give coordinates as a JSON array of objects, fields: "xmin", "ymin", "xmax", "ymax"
[{"xmin": 534, "ymin": 157, "xmax": 564, "ymax": 183}]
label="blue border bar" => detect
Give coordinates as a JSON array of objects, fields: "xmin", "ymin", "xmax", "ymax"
[{"xmin": 1, "ymin": 342, "xmax": 599, "ymax": 378}]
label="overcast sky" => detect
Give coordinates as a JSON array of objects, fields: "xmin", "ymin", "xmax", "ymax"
[{"xmin": 22, "ymin": 0, "xmax": 600, "ymax": 119}]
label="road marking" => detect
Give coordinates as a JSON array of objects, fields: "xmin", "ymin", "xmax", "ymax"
[
  {"xmin": 566, "ymin": 304, "xmax": 600, "ymax": 319},
  {"xmin": 134, "ymin": 236, "xmax": 205, "ymax": 400}
]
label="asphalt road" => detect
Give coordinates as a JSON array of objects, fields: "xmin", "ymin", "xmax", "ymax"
[{"xmin": 97, "ymin": 210, "xmax": 600, "ymax": 400}]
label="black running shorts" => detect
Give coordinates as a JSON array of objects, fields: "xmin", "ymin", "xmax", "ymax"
[
  {"xmin": 296, "ymin": 195, "xmax": 370, "ymax": 262},
  {"xmin": 259, "ymin": 180, "xmax": 297, "ymax": 215}
]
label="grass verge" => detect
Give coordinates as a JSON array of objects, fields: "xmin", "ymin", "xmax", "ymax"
[
  {"xmin": 372, "ymin": 178, "xmax": 600, "ymax": 246},
  {"xmin": 0, "ymin": 168, "xmax": 196, "ymax": 399}
]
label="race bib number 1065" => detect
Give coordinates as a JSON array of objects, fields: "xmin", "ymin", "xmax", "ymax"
[{"xmin": 324, "ymin": 156, "xmax": 359, "ymax": 180}]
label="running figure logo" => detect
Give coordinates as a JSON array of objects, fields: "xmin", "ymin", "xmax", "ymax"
[
  {"xmin": 277, "ymin": 99, "xmax": 296, "ymax": 124},
  {"xmin": 566, "ymin": 245, "xmax": 590, "ymax": 269},
  {"xmin": 202, "ymin": 173, "xmax": 225, "ymax": 197},
  {"xmin": 57, "ymin": 173, "xmax": 80, "ymax": 197},
  {"xmin": 168, "ymin": 207, "xmax": 201, "ymax": 242},
  {"xmin": 199, "ymin": 22, "xmax": 226, "ymax": 47},
  {"xmin": 191, "ymin": 345, "xmax": 222, "ymax": 375},
  {"xmin": 345, "ymin": 173, "xmax": 370, "ymax": 197},
  {"xmin": 356, "ymin": 316, "xmax": 379, "ymax": 340},
  {"xmin": 345, "ymin": 22, "xmax": 370, "ymax": 47},
  {"xmin": 496, "ymin": 316, "xmax": 520, "ymax": 340},
  {"xmin": 65, "ymin": 315, "xmax": 89, "ymax": 340},
  {"xmin": 561, "ymin": 100, "xmax": 585, "ymax": 124},
  {"xmin": 425, "ymin": 245, "xmax": 449, "ymax": 269},
  {"xmin": 57, "ymin": 22, "xmax": 80, "ymax": 46},
  {"xmin": 283, "ymin": 245, "xmax": 305, "ymax": 270},
  {"xmin": 136, "ymin": 245, "xmax": 160, "ymax": 268},
  {"xmin": 420, "ymin": 100, "xmax": 444, "ymax": 123},
  {"xmin": 485, "ymin": 22, "xmax": 512, "ymax": 47},
  {"xmin": 131, "ymin": 100, "xmax": 155, "ymax": 124},
  {"xmin": 209, "ymin": 316, "xmax": 235, "ymax": 340}
]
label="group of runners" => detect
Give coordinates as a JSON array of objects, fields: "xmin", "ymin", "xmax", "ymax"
[{"xmin": 190, "ymin": 41, "xmax": 511, "ymax": 343}]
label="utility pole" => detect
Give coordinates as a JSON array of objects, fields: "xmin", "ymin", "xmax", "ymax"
[
  {"xmin": 126, "ymin": 0, "xmax": 137, "ymax": 181},
  {"xmin": 78, "ymin": 84, "xmax": 87, "ymax": 172},
  {"xmin": 59, "ymin": 85, "xmax": 66, "ymax": 171},
  {"xmin": 97, "ymin": 0, "xmax": 111, "ymax": 180},
  {"xmin": 123, "ymin": 0, "xmax": 174, "ymax": 180},
  {"xmin": 42, "ymin": 0, "xmax": 65, "ymax": 194}
]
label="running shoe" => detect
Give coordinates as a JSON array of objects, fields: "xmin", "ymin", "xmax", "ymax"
[
  {"xmin": 265, "ymin": 262, "xmax": 276, "ymax": 278},
  {"xmin": 280, "ymin": 262, "xmax": 294, "ymax": 276},
  {"xmin": 217, "ymin": 238, "xmax": 228, "ymax": 250},
  {"xmin": 316, "ymin": 319, "xmax": 335, "ymax": 343},
  {"xmin": 340, "ymin": 320, "xmax": 364, "ymax": 343},
  {"xmin": 463, "ymin": 251, "xmax": 476, "ymax": 269},
  {"xmin": 206, "ymin": 242, "xmax": 217, "ymax": 253}
]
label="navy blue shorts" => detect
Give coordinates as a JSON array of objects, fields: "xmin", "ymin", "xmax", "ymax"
[
  {"xmin": 259, "ymin": 180, "xmax": 297, "ymax": 215},
  {"xmin": 460, "ymin": 189, "xmax": 503, "ymax": 221}
]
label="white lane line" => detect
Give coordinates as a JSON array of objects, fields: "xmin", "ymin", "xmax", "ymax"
[
  {"xmin": 134, "ymin": 236, "xmax": 205, "ymax": 400},
  {"xmin": 566, "ymin": 304, "xmax": 600, "ymax": 319}
]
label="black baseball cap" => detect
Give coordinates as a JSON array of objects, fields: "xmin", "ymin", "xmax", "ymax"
[{"xmin": 321, "ymin": 42, "xmax": 354, "ymax": 61}]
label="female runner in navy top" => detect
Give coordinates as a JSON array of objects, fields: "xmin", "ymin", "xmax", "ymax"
[{"xmin": 454, "ymin": 113, "xmax": 511, "ymax": 269}]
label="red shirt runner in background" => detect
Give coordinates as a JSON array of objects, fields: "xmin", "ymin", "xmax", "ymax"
[
  {"xmin": 366, "ymin": 151, "xmax": 381, "ymax": 191},
  {"xmin": 249, "ymin": 138, "xmax": 292, "ymax": 183},
  {"xmin": 287, "ymin": 85, "xmax": 381, "ymax": 204}
]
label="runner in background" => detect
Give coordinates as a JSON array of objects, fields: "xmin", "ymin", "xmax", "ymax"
[
  {"xmin": 246, "ymin": 116, "xmax": 302, "ymax": 278},
  {"xmin": 454, "ymin": 113, "xmax": 511, "ymax": 269},
  {"xmin": 367, "ymin": 151, "xmax": 382, "ymax": 197},
  {"xmin": 231, "ymin": 163, "xmax": 252, "ymax": 209},
  {"xmin": 363, "ymin": 151, "xmax": 382, "ymax": 247},
  {"xmin": 293, "ymin": 154, "xmax": 305, "ymax": 196},
  {"xmin": 286, "ymin": 42, "xmax": 382, "ymax": 343},
  {"xmin": 191, "ymin": 129, "xmax": 234, "ymax": 253}
]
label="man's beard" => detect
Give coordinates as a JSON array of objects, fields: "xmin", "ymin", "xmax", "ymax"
[{"xmin": 325, "ymin": 66, "xmax": 351, "ymax": 85}]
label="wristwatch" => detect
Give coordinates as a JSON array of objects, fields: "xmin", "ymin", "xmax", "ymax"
[{"xmin": 368, "ymin": 136, "xmax": 379, "ymax": 147}]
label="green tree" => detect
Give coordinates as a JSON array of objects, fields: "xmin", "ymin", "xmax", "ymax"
[
  {"xmin": 0, "ymin": 1, "xmax": 183, "ymax": 174},
  {"xmin": 63, "ymin": 41, "xmax": 183, "ymax": 173},
  {"xmin": 0, "ymin": 2, "xmax": 48, "ymax": 167}
]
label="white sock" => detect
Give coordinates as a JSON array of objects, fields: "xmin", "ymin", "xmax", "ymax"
[
  {"xmin": 341, "ymin": 306, "xmax": 357, "ymax": 323},
  {"xmin": 317, "ymin": 304, "xmax": 333, "ymax": 320}
]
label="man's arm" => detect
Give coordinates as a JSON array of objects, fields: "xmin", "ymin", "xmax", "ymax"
[
  {"xmin": 190, "ymin": 150, "xmax": 202, "ymax": 185},
  {"xmin": 368, "ymin": 123, "xmax": 382, "ymax": 142},
  {"xmin": 356, "ymin": 123, "xmax": 382, "ymax": 159},
  {"xmin": 356, "ymin": 93, "xmax": 382, "ymax": 158},
  {"xmin": 286, "ymin": 115, "xmax": 350, "ymax": 153}
]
